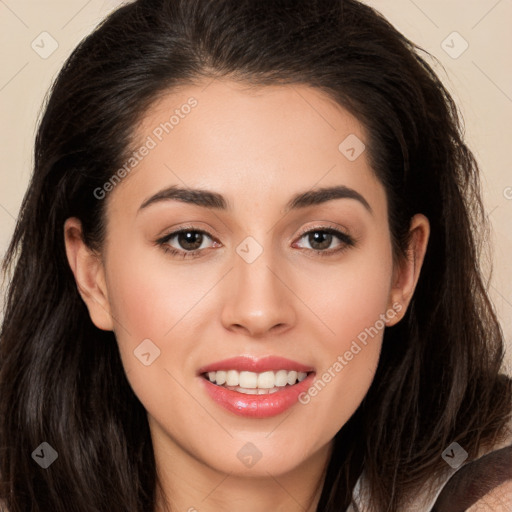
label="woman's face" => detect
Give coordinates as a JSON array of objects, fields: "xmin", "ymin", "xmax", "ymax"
[{"xmin": 66, "ymin": 79, "xmax": 428, "ymax": 480}]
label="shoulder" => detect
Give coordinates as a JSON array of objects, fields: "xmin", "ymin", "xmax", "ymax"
[
  {"xmin": 465, "ymin": 479, "xmax": 512, "ymax": 511},
  {"xmin": 350, "ymin": 411, "xmax": 512, "ymax": 511},
  {"xmin": 431, "ymin": 414, "xmax": 512, "ymax": 512}
]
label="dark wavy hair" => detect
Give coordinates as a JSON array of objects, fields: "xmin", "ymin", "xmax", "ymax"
[{"xmin": 1, "ymin": 0, "xmax": 511, "ymax": 510}]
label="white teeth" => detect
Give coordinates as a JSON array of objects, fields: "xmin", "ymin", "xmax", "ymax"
[
  {"xmin": 215, "ymin": 370, "xmax": 226, "ymax": 385},
  {"xmin": 287, "ymin": 370, "xmax": 298, "ymax": 385},
  {"xmin": 225, "ymin": 386, "xmax": 284, "ymax": 395},
  {"xmin": 258, "ymin": 371, "xmax": 275, "ymax": 389},
  {"xmin": 206, "ymin": 369, "xmax": 310, "ymax": 389},
  {"xmin": 237, "ymin": 387, "xmax": 259, "ymax": 395},
  {"xmin": 274, "ymin": 369, "xmax": 288, "ymax": 387},
  {"xmin": 239, "ymin": 371, "xmax": 258, "ymax": 388},
  {"xmin": 226, "ymin": 370, "xmax": 239, "ymax": 387}
]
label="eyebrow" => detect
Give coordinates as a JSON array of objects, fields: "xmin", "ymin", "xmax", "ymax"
[{"xmin": 138, "ymin": 184, "xmax": 372, "ymax": 215}]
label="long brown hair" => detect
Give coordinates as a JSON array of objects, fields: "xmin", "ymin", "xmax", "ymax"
[{"xmin": 1, "ymin": 1, "xmax": 511, "ymax": 510}]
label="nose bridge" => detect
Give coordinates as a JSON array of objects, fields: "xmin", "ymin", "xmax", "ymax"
[{"xmin": 221, "ymin": 234, "xmax": 296, "ymax": 336}]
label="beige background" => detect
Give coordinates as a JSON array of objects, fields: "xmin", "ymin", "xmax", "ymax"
[{"xmin": 1, "ymin": 1, "xmax": 511, "ymax": 373}]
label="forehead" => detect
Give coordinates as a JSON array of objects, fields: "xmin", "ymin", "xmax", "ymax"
[{"xmin": 106, "ymin": 79, "xmax": 385, "ymax": 219}]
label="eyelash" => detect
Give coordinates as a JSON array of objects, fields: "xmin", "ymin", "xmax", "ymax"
[{"xmin": 155, "ymin": 225, "xmax": 356, "ymax": 260}]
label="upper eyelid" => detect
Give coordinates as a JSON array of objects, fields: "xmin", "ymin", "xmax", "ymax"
[{"xmin": 295, "ymin": 223, "xmax": 351, "ymax": 238}]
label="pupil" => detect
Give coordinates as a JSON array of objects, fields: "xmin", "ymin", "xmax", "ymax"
[{"xmin": 310, "ymin": 231, "xmax": 331, "ymax": 250}]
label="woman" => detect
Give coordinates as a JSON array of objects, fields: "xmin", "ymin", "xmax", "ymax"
[{"xmin": 1, "ymin": 0, "xmax": 511, "ymax": 510}]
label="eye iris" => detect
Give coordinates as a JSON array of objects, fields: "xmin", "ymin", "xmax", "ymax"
[
  {"xmin": 178, "ymin": 231, "xmax": 203, "ymax": 250},
  {"xmin": 309, "ymin": 231, "xmax": 332, "ymax": 250}
]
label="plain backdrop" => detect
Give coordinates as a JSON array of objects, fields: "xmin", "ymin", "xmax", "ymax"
[{"xmin": 0, "ymin": 0, "xmax": 511, "ymax": 374}]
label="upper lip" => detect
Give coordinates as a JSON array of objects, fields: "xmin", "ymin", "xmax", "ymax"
[{"xmin": 198, "ymin": 356, "xmax": 315, "ymax": 375}]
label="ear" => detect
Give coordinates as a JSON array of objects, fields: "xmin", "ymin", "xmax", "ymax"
[
  {"xmin": 386, "ymin": 213, "xmax": 430, "ymax": 327},
  {"xmin": 64, "ymin": 217, "xmax": 114, "ymax": 331}
]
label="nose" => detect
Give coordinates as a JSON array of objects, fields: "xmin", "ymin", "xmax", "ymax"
[{"xmin": 220, "ymin": 244, "xmax": 297, "ymax": 338}]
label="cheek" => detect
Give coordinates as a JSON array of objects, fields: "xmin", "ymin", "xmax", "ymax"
[
  {"xmin": 303, "ymin": 232, "xmax": 394, "ymax": 353},
  {"xmin": 102, "ymin": 241, "xmax": 197, "ymax": 388},
  {"xmin": 105, "ymin": 241, "xmax": 205, "ymax": 338},
  {"xmin": 103, "ymin": 245, "xmax": 201, "ymax": 435},
  {"xmin": 293, "ymin": 236, "xmax": 393, "ymax": 435}
]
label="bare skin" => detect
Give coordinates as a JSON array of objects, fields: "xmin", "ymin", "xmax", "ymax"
[{"xmin": 64, "ymin": 79, "xmax": 429, "ymax": 512}]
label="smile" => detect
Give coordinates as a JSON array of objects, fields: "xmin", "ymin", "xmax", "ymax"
[
  {"xmin": 198, "ymin": 356, "xmax": 315, "ymax": 418},
  {"xmin": 204, "ymin": 370, "xmax": 309, "ymax": 394}
]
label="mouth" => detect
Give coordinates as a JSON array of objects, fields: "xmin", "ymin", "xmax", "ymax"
[
  {"xmin": 202, "ymin": 369, "xmax": 311, "ymax": 395},
  {"xmin": 198, "ymin": 356, "xmax": 315, "ymax": 418}
]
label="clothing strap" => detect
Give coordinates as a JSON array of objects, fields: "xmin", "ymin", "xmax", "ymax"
[{"xmin": 430, "ymin": 442, "xmax": 512, "ymax": 511}]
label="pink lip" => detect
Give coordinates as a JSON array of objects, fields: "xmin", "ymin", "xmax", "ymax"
[
  {"xmin": 200, "ymin": 372, "xmax": 315, "ymax": 418},
  {"xmin": 197, "ymin": 356, "xmax": 314, "ymax": 374},
  {"xmin": 197, "ymin": 356, "xmax": 316, "ymax": 418}
]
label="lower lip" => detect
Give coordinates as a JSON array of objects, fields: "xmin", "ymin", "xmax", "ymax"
[{"xmin": 200, "ymin": 373, "xmax": 315, "ymax": 418}]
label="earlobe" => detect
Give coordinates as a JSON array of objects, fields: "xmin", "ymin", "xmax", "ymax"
[
  {"xmin": 63, "ymin": 217, "xmax": 114, "ymax": 331},
  {"xmin": 386, "ymin": 214, "xmax": 430, "ymax": 327}
]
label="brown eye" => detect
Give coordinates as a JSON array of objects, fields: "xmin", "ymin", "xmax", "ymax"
[
  {"xmin": 307, "ymin": 231, "xmax": 334, "ymax": 251},
  {"xmin": 156, "ymin": 228, "xmax": 216, "ymax": 257},
  {"xmin": 175, "ymin": 231, "xmax": 204, "ymax": 251},
  {"xmin": 294, "ymin": 227, "xmax": 355, "ymax": 256}
]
